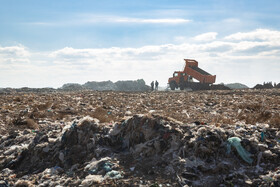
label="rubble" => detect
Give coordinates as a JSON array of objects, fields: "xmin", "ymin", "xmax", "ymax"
[{"xmin": 0, "ymin": 89, "xmax": 279, "ymax": 186}]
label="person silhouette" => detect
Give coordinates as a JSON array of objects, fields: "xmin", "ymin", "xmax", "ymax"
[
  {"xmin": 155, "ymin": 80, "xmax": 159, "ymax": 91},
  {"xmin": 151, "ymin": 81, "xmax": 154, "ymax": 91}
]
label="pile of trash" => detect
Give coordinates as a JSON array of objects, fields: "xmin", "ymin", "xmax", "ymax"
[
  {"xmin": 109, "ymin": 114, "xmax": 280, "ymax": 186},
  {"xmin": 0, "ymin": 116, "xmax": 123, "ymax": 186},
  {"xmin": 1, "ymin": 113, "xmax": 280, "ymax": 186},
  {"xmin": 0, "ymin": 89, "xmax": 279, "ymax": 186}
]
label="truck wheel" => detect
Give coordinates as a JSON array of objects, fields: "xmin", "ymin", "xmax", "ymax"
[
  {"xmin": 180, "ymin": 85, "xmax": 184, "ymax": 90},
  {"xmin": 170, "ymin": 82, "xmax": 176, "ymax": 90}
]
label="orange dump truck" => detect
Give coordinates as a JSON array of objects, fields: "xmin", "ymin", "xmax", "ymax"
[{"xmin": 168, "ymin": 59, "xmax": 216, "ymax": 90}]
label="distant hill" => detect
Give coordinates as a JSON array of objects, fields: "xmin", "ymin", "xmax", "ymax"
[
  {"xmin": 83, "ymin": 81, "xmax": 117, "ymax": 91},
  {"xmin": 253, "ymin": 82, "xmax": 280, "ymax": 89},
  {"xmin": 60, "ymin": 79, "xmax": 150, "ymax": 92},
  {"xmin": 115, "ymin": 79, "xmax": 149, "ymax": 91},
  {"xmin": 225, "ymin": 83, "xmax": 249, "ymax": 89},
  {"xmin": 61, "ymin": 83, "xmax": 85, "ymax": 91},
  {"xmin": 0, "ymin": 87, "xmax": 56, "ymax": 93}
]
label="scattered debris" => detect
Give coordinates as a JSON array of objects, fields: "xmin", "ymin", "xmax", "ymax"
[{"xmin": 0, "ymin": 89, "xmax": 279, "ymax": 186}]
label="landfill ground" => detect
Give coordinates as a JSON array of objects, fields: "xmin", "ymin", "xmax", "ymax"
[{"xmin": 0, "ymin": 89, "xmax": 280, "ymax": 187}]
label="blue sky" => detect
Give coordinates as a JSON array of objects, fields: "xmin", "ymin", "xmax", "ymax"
[{"xmin": 0, "ymin": 0, "xmax": 280, "ymax": 88}]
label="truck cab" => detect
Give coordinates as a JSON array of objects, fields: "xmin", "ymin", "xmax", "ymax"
[{"xmin": 168, "ymin": 71, "xmax": 185, "ymax": 90}]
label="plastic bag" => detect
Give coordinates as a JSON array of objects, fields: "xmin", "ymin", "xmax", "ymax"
[{"xmin": 227, "ymin": 137, "xmax": 253, "ymax": 164}]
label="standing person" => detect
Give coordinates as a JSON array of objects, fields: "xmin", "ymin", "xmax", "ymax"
[
  {"xmin": 151, "ymin": 81, "xmax": 154, "ymax": 91},
  {"xmin": 155, "ymin": 80, "xmax": 159, "ymax": 91}
]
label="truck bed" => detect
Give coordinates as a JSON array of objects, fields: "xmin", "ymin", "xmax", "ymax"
[{"xmin": 190, "ymin": 66, "xmax": 211, "ymax": 75}]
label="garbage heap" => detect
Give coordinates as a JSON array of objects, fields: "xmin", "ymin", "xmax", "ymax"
[{"xmin": 1, "ymin": 114, "xmax": 280, "ymax": 186}]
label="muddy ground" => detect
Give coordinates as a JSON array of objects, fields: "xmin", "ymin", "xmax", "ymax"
[{"xmin": 0, "ymin": 89, "xmax": 279, "ymax": 186}]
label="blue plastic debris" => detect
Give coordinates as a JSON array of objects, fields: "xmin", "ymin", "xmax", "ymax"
[
  {"xmin": 105, "ymin": 170, "xmax": 123, "ymax": 179},
  {"xmin": 70, "ymin": 121, "xmax": 77, "ymax": 129},
  {"xmin": 227, "ymin": 137, "xmax": 253, "ymax": 164},
  {"xmin": 261, "ymin": 132, "xmax": 265, "ymax": 142},
  {"xmin": 196, "ymin": 136, "xmax": 205, "ymax": 141},
  {"xmin": 103, "ymin": 162, "xmax": 113, "ymax": 172},
  {"xmin": 88, "ymin": 161, "xmax": 113, "ymax": 174}
]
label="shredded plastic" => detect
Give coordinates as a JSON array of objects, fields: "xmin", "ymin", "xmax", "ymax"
[{"xmin": 227, "ymin": 137, "xmax": 253, "ymax": 164}]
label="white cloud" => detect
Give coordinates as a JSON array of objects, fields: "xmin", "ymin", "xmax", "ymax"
[
  {"xmin": 225, "ymin": 29, "xmax": 280, "ymax": 41},
  {"xmin": 1, "ymin": 29, "xmax": 280, "ymax": 88},
  {"xmin": 0, "ymin": 45, "xmax": 30, "ymax": 58},
  {"xmin": 193, "ymin": 32, "xmax": 218, "ymax": 42},
  {"xmin": 27, "ymin": 15, "xmax": 191, "ymax": 26},
  {"xmin": 0, "ymin": 45, "xmax": 30, "ymax": 64},
  {"xmin": 79, "ymin": 14, "xmax": 191, "ymax": 24}
]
